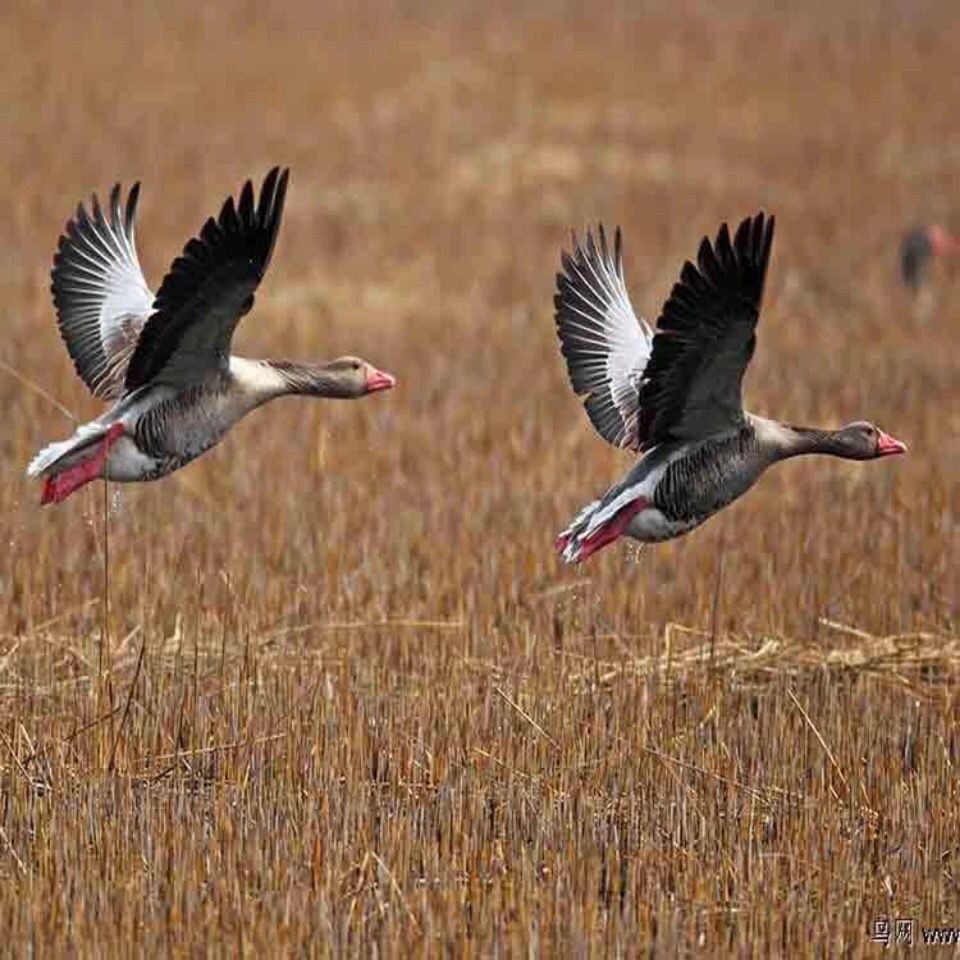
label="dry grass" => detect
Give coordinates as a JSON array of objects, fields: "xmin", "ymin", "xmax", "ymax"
[{"xmin": 0, "ymin": 0, "xmax": 958, "ymax": 954}]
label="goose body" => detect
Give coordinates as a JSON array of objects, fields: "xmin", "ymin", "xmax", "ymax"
[
  {"xmin": 28, "ymin": 168, "xmax": 395, "ymax": 505},
  {"xmin": 901, "ymin": 224, "xmax": 958, "ymax": 290},
  {"xmin": 554, "ymin": 214, "xmax": 906, "ymax": 563}
]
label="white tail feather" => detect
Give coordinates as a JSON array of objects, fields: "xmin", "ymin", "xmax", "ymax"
[
  {"xmin": 557, "ymin": 499, "xmax": 603, "ymax": 563},
  {"xmin": 27, "ymin": 421, "xmax": 108, "ymax": 477}
]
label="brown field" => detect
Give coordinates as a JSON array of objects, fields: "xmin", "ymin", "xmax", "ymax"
[{"xmin": 0, "ymin": 1, "xmax": 958, "ymax": 954}]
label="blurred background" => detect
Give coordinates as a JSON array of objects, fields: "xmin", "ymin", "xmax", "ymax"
[{"xmin": 0, "ymin": 1, "xmax": 957, "ymax": 953}]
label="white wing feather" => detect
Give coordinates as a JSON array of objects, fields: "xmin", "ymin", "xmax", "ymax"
[
  {"xmin": 554, "ymin": 225, "xmax": 651, "ymax": 451},
  {"xmin": 51, "ymin": 183, "xmax": 155, "ymax": 400}
]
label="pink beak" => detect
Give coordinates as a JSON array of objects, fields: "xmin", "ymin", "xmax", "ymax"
[
  {"xmin": 876, "ymin": 430, "xmax": 908, "ymax": 457},
  {"xmin": 365, "ymin": 368, "xmax": 396, "ymax": 393}
]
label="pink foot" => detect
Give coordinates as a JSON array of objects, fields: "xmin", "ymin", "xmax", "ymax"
[
  {"xmin": 41, "ymin": 424, "xmax": 125, "ymax": 506},
  {"xmin": 575, "ymin": 497, "xmax": 649, "ymax": 563}
]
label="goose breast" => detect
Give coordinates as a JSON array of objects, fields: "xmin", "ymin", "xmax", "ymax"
[{"xmin": 652, "ymin": 426, "xmax": 770, "ymax": 526}]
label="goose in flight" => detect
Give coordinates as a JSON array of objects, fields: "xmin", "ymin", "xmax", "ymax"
[
  {"xmin": 900, "ymin": 223, "xmax": 958, "ymax": 290},
  {"xmin": 554, "ymin": 213, "xmax": 906, "ymax": 564},
  {"xmin": 28, "ymin": 167, "xmax": 395, "ymax": 505}
]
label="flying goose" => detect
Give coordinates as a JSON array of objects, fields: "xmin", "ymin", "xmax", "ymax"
[
  {"xmin": 901, "ymin": 223, "xmax": 958, "ymax": 290},
  {"xmin": 28, "ymin": 167, "xmax": 395, "ymax": 505},
  {"xmin": 554, "ymin": 213, "xmax": 907, "ymax": 564}
]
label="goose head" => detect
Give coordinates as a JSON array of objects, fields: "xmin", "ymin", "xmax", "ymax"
[
  {"xmin": 319, "ymin": 356, "xmax": 397, "ymax": 397},
  {"xmin": 268, "ymin": 357, "xmax": 396, "ymax": 398},
  {"xmin": 824, "ymin": 421, "xmax": 908, "ymax": 460}
]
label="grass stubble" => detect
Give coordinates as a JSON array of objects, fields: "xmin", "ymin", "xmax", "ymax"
[{"xmin": 0, "ymin": 1, "xmax": 957, "ymax": 954}]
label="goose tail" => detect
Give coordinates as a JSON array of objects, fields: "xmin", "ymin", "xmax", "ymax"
[
  {"xmin": 27, "ymin": 421, "xmax": 109, "ymax": 478},
  {"xmin": 555, "ymin": 499, "xmax": 602, "ymax": 563},
  {"xmin": 556, "ymin": 486, "xmax": 652, "ymax": 564}
]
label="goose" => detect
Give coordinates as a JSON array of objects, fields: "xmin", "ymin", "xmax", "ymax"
[
  {"xmin": 553, "ymin": 212, "xmax": 907, "ymax": 564},
  {"xmin": 28, "ymin": 167, "xmax": 395, "ymax": 505},
  {"xmin": 901, "ymin": 223, "xmax": 958, "ymax": 290}
]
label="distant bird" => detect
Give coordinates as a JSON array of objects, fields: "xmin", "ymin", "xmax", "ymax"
[
  {"xmin": 28, "ymin": 168, "xmax": 395, "ymax": 505},
  {"xmin": 553, "ymin": 213, "xmax": 907, "ymax": 564},
  {"xmin": 900, "ymin": 224, "xmax": 958, "ymax": 290}
]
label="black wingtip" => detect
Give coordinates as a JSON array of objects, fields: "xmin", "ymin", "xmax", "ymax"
[
  {"xmin": 762, "ymin": 213, "xmax": 776, "ymax": 265},
  {"xmin": 255, "ymin": 166, "xmax": 289, "ymax": 224},
  {"xmin": 697, "ymin": 234, "xmax": 718, "ymax": 274},
  {"xmin": 273, "ymin": 168, "xmax": 291, "ymax": 223},
  {"xmin": 125, "ymin": 182, "xmax": 141, "ymax": 235},
  {"xmin": 214, "ymin": 167, "xmax": 290, "ymax": 240},
  {"xmin": 219, "ymin": 194, "xmax": 239, "ymax": 233},
  {"xmin": 716, "ymin": 211, "xmax": 775, "ymax": 274},
  {"xmin": 260, "ymin": 167, "xmax": 289, "ymax": 274},
  {"xmin": 238, "ymin": 180, "xmax": 255, "ymax": 226}
]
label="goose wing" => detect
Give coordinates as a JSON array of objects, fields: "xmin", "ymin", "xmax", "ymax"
[
  {"xmin": 122, "ymin": 167, "xmax": 289, "ymax": 393},
  {"xmin": 50, "ymin": 183, "xmax": 154, "ymax": 401},
  {"xmin": 554, "ymin": 224, "xmax": 652, "ymax": 451},
  {"xmin": 636, "ymin": 212, "xmax": 775, "ymax": 449}
]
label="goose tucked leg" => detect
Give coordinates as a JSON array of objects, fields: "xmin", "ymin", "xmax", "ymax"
[{"xmin": 41, "ymin": 423, "xmax": 125, "ymax": 506}]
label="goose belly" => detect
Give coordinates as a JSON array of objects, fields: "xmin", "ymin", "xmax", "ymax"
[
  {"xmin": 103, "ymin": 436, "xmax": 169, "ymax": 482},
  {"xmin": 105, "ymin": 390, "xmax": 242, "ymax": 482},
  {"xmin": 624, "ymin": 506, "xmax": 704, "ymax": 543}
]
